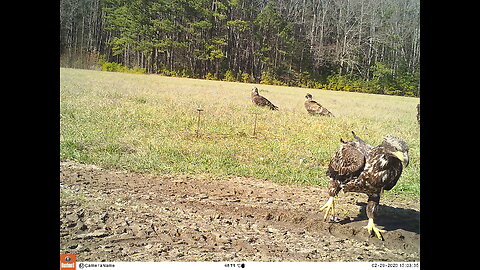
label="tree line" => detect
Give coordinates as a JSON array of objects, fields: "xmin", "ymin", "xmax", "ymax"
[{"xmin": 60, "ymin": 0, "xmax": 420, "ymax": 97}]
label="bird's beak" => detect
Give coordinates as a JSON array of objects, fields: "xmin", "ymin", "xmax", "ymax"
[{"xmin": 392, "ymin": 151, "xmax": 409, "ymax": 167}]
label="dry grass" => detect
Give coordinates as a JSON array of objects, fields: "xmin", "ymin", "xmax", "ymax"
[{"xmin": 60, "ymin": 68, "xmax": 420, "ymax": 197}]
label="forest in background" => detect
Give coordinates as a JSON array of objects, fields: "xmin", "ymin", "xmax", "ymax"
[{"xmin": 60, "ymin": 0, "xmax": 420, "ymax": 97}]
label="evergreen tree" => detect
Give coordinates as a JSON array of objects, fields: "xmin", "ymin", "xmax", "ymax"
[{"xmin": 60, "ymin": 0, "xmax": 420, "ymax": 97}]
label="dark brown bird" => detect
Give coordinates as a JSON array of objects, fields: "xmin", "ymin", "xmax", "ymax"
[
  {"xmin": 304, "ymin": 93, "xmax": 334, "ymax": 116},
  {"xmin": 251, "ymin": 87, "xmax": 278, "ymax": 110},
  {"xmin": 320, "ymin": 132, "xmax": 409, "ymax": 240}
]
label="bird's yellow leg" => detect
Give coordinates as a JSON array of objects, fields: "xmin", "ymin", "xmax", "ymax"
[
  {"xmin": 319, "ymin": 197, "xmax": 335, "ymax": 221},
  {"xmin": 364, "ymin": 218, "xmax": 386, "ymax": 240}
]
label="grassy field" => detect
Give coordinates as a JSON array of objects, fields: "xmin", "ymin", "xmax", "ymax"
[{"xmin": 60, "ymin": 68, "xmax": 420, "ymax": 198}]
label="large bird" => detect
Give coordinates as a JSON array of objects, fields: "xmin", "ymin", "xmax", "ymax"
[
  {"xmin": 320, "ymin": 132, "xmax": 409, "ymax": 240},
  {"xmin": 251, "ymin": 87, "xmax": 278, "ymax": 110},
  {"xmin": 304, "ymin": 93, "xmax": 334, "ymax": 116}
]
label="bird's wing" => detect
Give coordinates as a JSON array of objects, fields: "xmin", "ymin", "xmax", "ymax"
[
  {"xmin": 254, "ymin": 95, "xmax": 277, "ymax": 109},
  {"xmin": 327, "ymin": 144, "xmax": 366, "ymax": 182},
  {"xmin": 322, "ymin": 107, "xmax": 334, "ymax": 116},
  {"xmin": 351, "ymin": 131, "xmax": 373, "ymax": 156},
  {"xmin": 358, "ymin": 147, "xmax": 403, "ymax": 191},
  {"xmin": 305, "ymin": 100, "xmax": 333, "ymax": 116},
  {"xmin": 305, "ymin": 100, "xmax": 323, "ymax": 113}
]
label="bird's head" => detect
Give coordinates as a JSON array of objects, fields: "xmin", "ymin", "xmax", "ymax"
[
  {"xmin": 252, "ymin": 87, "xmax": 259, "ymax": 95},
  {"xmin": 382, "ymin": 135, "xmax": 409, "ymax": 167},
  {"xmin": 305, "ymin": 93, "xmax": 313, "ymax": 100}
]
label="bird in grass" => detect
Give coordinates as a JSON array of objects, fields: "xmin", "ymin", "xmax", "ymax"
[
  {"xmin": 304, "ymin": 93, "xmax": 334, "ymax": 116},
  {"xmin": 320, "ymin": 131, "xmax": 409, "ymax": 240},
  {"xmin": 251, "ymin": 87, "xmax": 278, "ymax": 110}
]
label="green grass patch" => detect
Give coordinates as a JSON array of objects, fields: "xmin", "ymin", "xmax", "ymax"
[{"xmin": 60, "ymin": 68, "xmax": 420, "ymax": 198}]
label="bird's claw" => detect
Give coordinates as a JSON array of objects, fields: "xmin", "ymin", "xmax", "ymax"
[
  {"xmin": 319, "ymin": 197, "xmax": 335, "ymax": 222},
  {"xmin": 364, "ymin": 218, "xmax": 386, "ymax": 240}
]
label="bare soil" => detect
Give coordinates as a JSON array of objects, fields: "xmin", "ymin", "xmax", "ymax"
[{"xmin": 60, "ymin": 160, "xmax": 419, "ymax": 262}]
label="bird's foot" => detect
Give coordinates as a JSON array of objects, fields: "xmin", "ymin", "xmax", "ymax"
[
  {"xmin": 319, "ymin": 197, "xmax": 335, "ymax": 222},
  {"xmin": 364, "ymin": 218, "xmax": 386, "ymax": 240}
]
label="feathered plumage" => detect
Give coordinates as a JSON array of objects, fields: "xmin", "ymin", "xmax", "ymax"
[
  {"xmin": 320, "ymin": 132, "xmax": 409, "ymax": 240},
  {"xmin": 304, "ymin": 93, "xmax": 334, "ymax": 116},
  {"xmin": 251, "ymin": 87, "xmax": 278, "ymax": 110}
]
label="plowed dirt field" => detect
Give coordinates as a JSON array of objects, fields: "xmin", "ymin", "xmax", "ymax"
[{"xmin": 60, "ymin": 161, "xmax": 419, "ymax": 261}]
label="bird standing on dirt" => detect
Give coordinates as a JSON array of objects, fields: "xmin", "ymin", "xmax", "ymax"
[
  {"xmin": 251, "ymin": 87, "xmax": 278, "ymax": 110},
  {"xmin": 320, "ymin": 132, "xmax": 409, "ymax": 240},
  {"xmin": 304, "ymin": 93, "xmax": 334, "ymax": 116}
]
